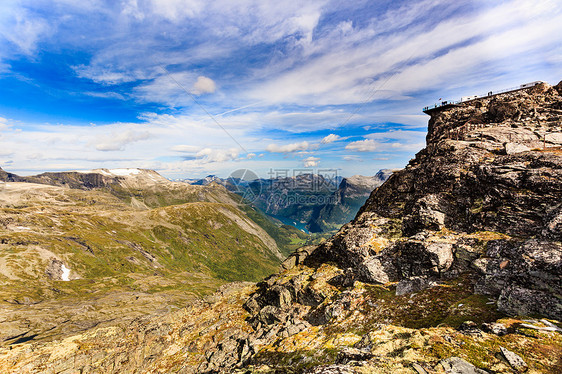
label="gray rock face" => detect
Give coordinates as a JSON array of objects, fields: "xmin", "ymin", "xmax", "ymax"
[
  {"xmin": 498, "ymin": 286, "xmax": 562, "ymax": 319},
  {"xmin": 439, "ymin": 357, "xmax": 489, "ymax": 374},
  {"xmin": 403, "ymin": 194, "xmax": 447, "ymax": 235},
  {"xmin": 505, "ymin": 142, "xmax": 531, "ymax": 154},
  {"xmin": 357, "ymin": 257, "xmax": 390, "ymax": 284},
  {"xmin": 500, "ymin": 346, "xmax": 527, "ymax": 371},
  {"xmin": 474, "ymin": 239, "xmax": 562, "ymax": 318}
]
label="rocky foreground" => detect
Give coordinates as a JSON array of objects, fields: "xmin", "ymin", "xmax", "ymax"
[{"xmin": 1, "ymin": 82, "xmax": 562, "ymax": 373}]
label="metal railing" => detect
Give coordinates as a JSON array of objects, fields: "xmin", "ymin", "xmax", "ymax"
[{"xmin": 423, "ymin": 82, "xmax": 543, "ymax": 113}]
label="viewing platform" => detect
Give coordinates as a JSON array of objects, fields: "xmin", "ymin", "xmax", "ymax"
[{"xmin": 423, "ymin": 81, "xmax": 544, "ymax": 115}]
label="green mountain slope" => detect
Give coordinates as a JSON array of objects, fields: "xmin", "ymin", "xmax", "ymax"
[{"xmin": 0, "ymin": 169, "xmax": 299, "ymax": 345}]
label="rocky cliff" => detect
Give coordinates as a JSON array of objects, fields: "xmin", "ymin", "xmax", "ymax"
[
  {"xmin": 306, "ymin": 81, "xmax": 562, "ymax": 319},
  {"xmin": 1, "ymin": 82, "xmax": 561, "ymax": 373}
]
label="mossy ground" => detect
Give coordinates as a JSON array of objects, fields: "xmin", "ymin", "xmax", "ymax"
[{"xmin": 246, "ymin": 266, "xmax": 561, "ymax": 373}]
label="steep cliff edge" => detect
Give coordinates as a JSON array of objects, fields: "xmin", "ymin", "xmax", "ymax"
[
  {"xmin": 1, "ymin": 82, "xmax": 561, "ymax": 373},
  {"xmin": 305, "ymin": 81, "xmax": 562, "ymax": 319}
]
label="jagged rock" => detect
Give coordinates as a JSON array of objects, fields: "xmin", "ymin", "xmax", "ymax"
[
  {"xmin": 297, "ymin": 285, "xmax": 326, "ymax": 307},
  {"xmin": 328, "ymin": 267, "xmax": 356, "ymax": 287},
  {"xmin": 357, "ymin": 257, "xmax": 391, "ymax": 284},
  {"xmin": 243, "ymin": 296, "xmax": 261, "ymax": 315},
  {"xmin": 488, "ymin": 99, "xmax": 520, "ymax": 122},
  {"xmin": 306, "ymin": 364, "xmax": 358, "ymax": 374},
  {"xmin": 393, "ymin": 241, "xmax": 454, "ymax": 277},
  {"xmin": 324, "ymin": 291, "xmax": 355, "ymax": 321},
  {"xmin": 281, "ymin": 246, "xmax": 316, "ymax": 270},
  {"xmin": 439, "ymin": 357, "xmax": 489, "ymax": 374},
  {"xmin": 403, "ymin": 194, "xmax": 447, "ymax": 235},
  {"xmin": 544, "ymin": 208, "xmax": 562, "ymax": 239},
  {"xmin": 265, "ymin": 285, "xmax": 292, "ymax": 309},
  {"xmin": 257, "ymin": 305, "xmax": 284, "ymax": 325},
  {"xmin": 505, "ymin": 142, "xmax": 531, "ymax": 154},
  {"xmin": 354, "ymin": 332, "xmax": 375, "ymax": 351},
  {"xmin": 457, "ymin": 321, "xmax": 481, "ymax": 335},
  {"xmin": 500, "ymin": 346, "xmax": 527, "ymax": 371},
  {"xmin": 282, "ymin": 320, "xmax": 310, "ymax": 337},
  {"xmin": 498, "ymin": 286, "xmax": 562, "ymax": 319},
  {"xmin": 335, "ymin": 347, "xmax": 373, "ymax": 364},
  {"xmin": 480, "ymin": 322, "xmax": 508, "ymax": 336},
  {"xmin": 45, "ymin": 258, "xmax": 66, "ymax": 280},
  {"xmin": 475, "ymin": 239, "xmax": 562, "ymax": 319},
  {"xmin": 412, "ymin": 363, "xmax": 429, "ymax": 374},
  {"xmin": 425, "ymin": 243, "xmax": 454, "ymax": 273}
]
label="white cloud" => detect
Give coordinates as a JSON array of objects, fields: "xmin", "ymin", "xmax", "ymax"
[
  {"xmin": 95, "ymin": 130, "xmax": 151, "ymax": 151},
  {"xmin": 171, "ymin": 144, "xmax": 201, "ymax": 153},
  {"xmin": 196, "ymin": 147, "xmax": 239, "ymax": 163},
  {"xmin": 135, "ymin": 72, "xmax": 217, "ymax": 105},
  {"xmin": 149, "ymin": 0, "xmax": 204, "ymax": 21},
  {"xmin": 192, "ymin": 76, "xmax": 216, "ymax": 95},
  {"xmin": 84, "ymin": 91, "xmax": 126, "ymax": 100},
  {"xmin": 303, "ymin": 156, "xmax": 319, "ymax": 167},
  {"xmin": 345, "ymin": 139, "xmax": 377, "ymax": 152},
  {"xmin": 266, "ymin": 141, "xmax": 311, "ymax": 153},
  {"xmin": 342, "ymin": 155, "xmax": 362, "ymax": 162},
  {"xmin": 321, "ymin": 134, "xmax": 342, "ymax": 144},
  {"xmin": 0, "ymin": 117, "xmax": 10, "ymax": 131},
  {"xmin": 0, "ymin": 5, "xmax": 50, "ymax": 55}
]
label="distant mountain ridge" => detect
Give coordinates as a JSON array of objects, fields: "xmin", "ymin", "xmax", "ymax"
[
  {"xmin": 308, "ymin": 169, "xmax": 398, "ymax": 232},
  {"xmin": 179, "ymin": 170, "xmax": 397, "ymax": 233}
]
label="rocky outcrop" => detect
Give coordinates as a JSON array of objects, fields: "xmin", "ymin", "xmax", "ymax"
[{"xmin": 302, "ymin": 81, "xmax": 562, "ymax": 319}]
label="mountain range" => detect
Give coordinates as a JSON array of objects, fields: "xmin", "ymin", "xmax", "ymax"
[{"xmin": 180, "ymin": 170, "xmax": 396, "ymax": 233}]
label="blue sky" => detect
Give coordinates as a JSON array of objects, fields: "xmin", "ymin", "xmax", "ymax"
[{"xmin": 0, "ymin": 0, "xmax": 561, "ymax": 179}]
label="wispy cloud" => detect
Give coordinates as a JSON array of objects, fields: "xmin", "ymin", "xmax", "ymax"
[
  {"xmin": 171, "ymin": 145, "xmax": 202, "ymax": 153},
  {"xmin": 321, "ymin": 134, "xmax": 346, "ymax": 144},
  {"xmin": 345, "ymin": 139, "xmax": 377, "ymax": 152},
  {"xmin": 266, "ymin": 141, "xmax": 313, "ymax": 153},
  {"xmin": 0, "ymin": 3, "xmax": 51, "ymax": 55},
  {"xmin": 94, "ymin": 129, "xmax": 152, "ymax": 151}
]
